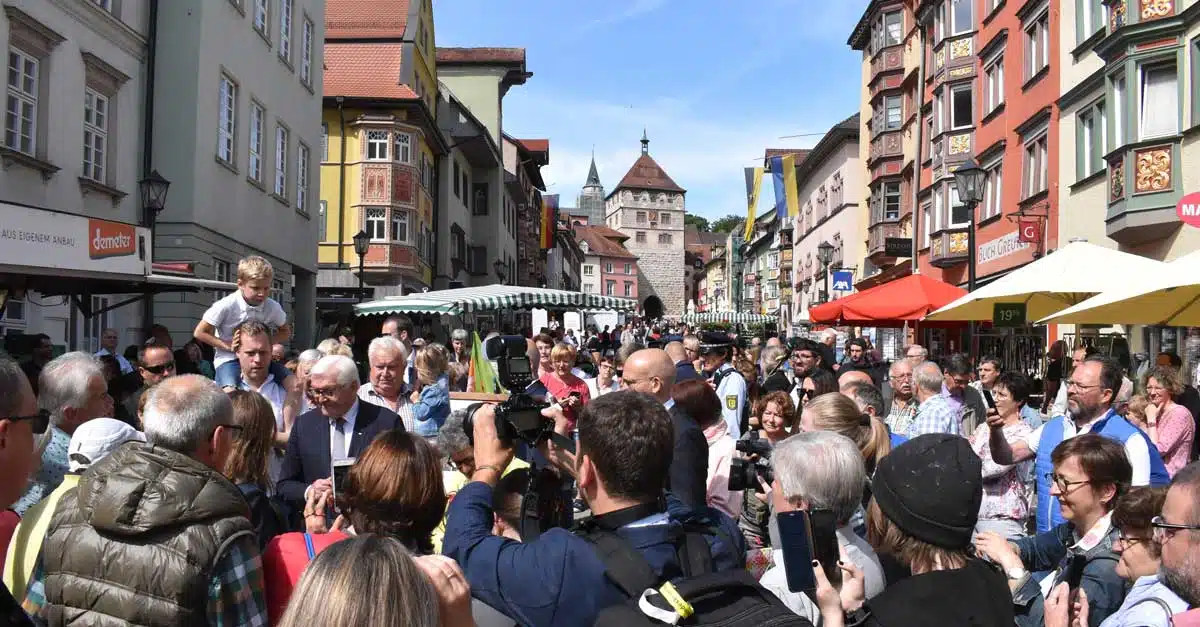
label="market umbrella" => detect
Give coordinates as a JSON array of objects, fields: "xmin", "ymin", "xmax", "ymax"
[
  {"xmin": 808, "ymin": 273, "xmax": 966, "ymax": 326},
  {"xmin": 1039, "ymin": 249, "xmax": 1200, "ymax": 326},
  {"xmin": 924, "ymin": 240, "xmax": 1166, "ymax": 322}
]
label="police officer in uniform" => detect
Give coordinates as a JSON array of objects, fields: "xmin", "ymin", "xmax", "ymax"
[{"xmin": 699, "ymin": 331, "xmax": 746, "ymax": 438}]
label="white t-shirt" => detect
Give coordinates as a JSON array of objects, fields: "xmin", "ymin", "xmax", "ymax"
[
  {"xmin": 1021, "ymin": 413, "xmax": 1152, "ymax": 486},
  {"xmin": 202, "ymin": 291, "xmax": 287, "ymax": 368}
]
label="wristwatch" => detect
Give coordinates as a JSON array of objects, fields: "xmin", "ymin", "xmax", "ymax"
[{"xmin": 1006, "ymin": 566, "xmax": 1028, "ymax": 580}]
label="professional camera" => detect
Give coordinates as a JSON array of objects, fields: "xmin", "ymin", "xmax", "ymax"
[
  {"xmin": 727, "ymin": 431, "xmax": 774, "ymax": 492},
  {"xmin": 463, "ymin": 335, "xmax": 553, "ymax": 447}
]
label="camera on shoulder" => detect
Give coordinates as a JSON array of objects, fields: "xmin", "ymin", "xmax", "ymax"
[
  {"xmin": 727, "ymin": 431, "xmax": 775, "ymax": 492},
  {"xmin": 463, "ymin": 335, "xmax": 553, "ymax": 447}
]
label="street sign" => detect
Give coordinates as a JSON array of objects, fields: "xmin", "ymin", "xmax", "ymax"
[
  {"xmin": 884, "ymin": 237, "xmax": 911, "ymax": 257},
  {"xmin": 831, "ymin": 270, "xmax": 853, "ymax": 292},
  {"xmin": 993, "ymin": 302, "xmax": 1027, "ymax": 327}
]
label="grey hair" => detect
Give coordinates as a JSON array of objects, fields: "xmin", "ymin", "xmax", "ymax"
[
  {"xmin": 297, "ymin": 349, "xmax": 325, "ymax": 366},
  {"xmin": 819, "ymin": 329, "xmax": 837, "ymax": 343},
  {"xmin": 914, "ymin": 361, "xmax": 944, "ymax": 394},
  {"xmin": 772, "ymin": 431, "xmax": 867, "ymax": 526},
  {"xmin": 762, "ymin": 345, "xmax": 788, "ymax": 371},
  {"xmin": 888, "ymin": 359, "xmax": 910, "ymax": 375},
  {"xmin": 310, "ymin": 354, "xmax": 360, "ymax": 386},
  {"xmin": 905, "ymin": 344, "xmax": 928, "ymax": 359},
  {"xmin": 316, "ymin": 338, "xmax": 343, "ymax": 355},
  {"xmin": 436, "ymin": 409, "xmax": 472, "ymax": 458},
  {"xmin": 143, "ymin": 375, "xmax": 233, "ymax": 453},
  {"xmin": 0, "ymin": 353, "xmax": 31, "ymax": 417},
  {"xmin": 367, "ymin": 336, "xmax": 407, "ymax": 363},
  {"xmin": 451, "ymin": 329, "xmax": 469, "ymax": 342},
  {"xmin": 845, "ymin": 381, "xmax": 885, "ymax": 416},
  {"xmin": 38, "ymin": 352, "xmax": 105, "ymax": 427}
]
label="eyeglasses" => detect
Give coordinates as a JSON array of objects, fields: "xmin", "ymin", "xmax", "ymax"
[
  {"xmin": 801, "ymin": 388, "xmax": 817, "ymax": 400},
  {"xmin": 1045, "ymin": 472, "xmax": 1091, "ymax": 493},
  {"xmin": 889, "ymin": 373, "xmax": 912, "ymax": 381},
  {"xmin": 1066, "ymin": 380, "xmax": 1102, "ymax": 391},
  {"xmin": 1151, "ymin": 516, "xmax": 1200, "ymax": 542},
  {"xmin": 1116, "ymin": 532, "xmax": 1149, "ymax": 548},
  {"xmin": 218, "ymin": 424, "xmax": 245, "ymax": 439},
  {"xmin": 141, "ymin": 361, "xmax": 176, "ymax": 375},
  {"xmin": 308, "ymin": 385, "xmax": 345, "ymax": 401},
  {"xmin": 4, "ymin": 409, "xmax": 50, "ymax": 435}
]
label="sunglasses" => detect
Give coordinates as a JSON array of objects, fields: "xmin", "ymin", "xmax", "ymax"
[
  {"xmin": 141, "ymin": 361, "xmax": 176, "ymax": 375},
  {"xmin": 6, "ymin": 409, "xmax": 50, "ymax": 435},
  {"xmin": 801, "ymin": 388, "xmax": 817, "ymax": 399}
]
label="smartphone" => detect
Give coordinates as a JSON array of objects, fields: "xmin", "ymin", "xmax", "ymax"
[
  {"xmin": 1062, "ymin": 554, "xmax": 1087, "ymax": 590},
  {"xmin": 808, "ymin": 509, "xmax": 842, "ymax": 589},
  {"xmin": 776, "ymin": 510, "xmax": 818, "ymax": 593},
  {"xmin": 331, "ymin": 458, "xmax": 356, "ymax": 513},
  {"xmin": 982, "ymin": 389, "xmax": 997, "ymax": 410}
]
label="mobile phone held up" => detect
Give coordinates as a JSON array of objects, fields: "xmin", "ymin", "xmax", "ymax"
[
  {"xmin": 777, "ymin": 510, "xmax": 819, "ymax": 593},
  {"xmin": 808, "ymin": 509, "xmax": 842, "ymax": 589},
  {"xmin": 331, "ymin": 458, "xmax": 356, "ymax": 514},
  {"xmin": 983, "ymin": 389, "xmax": 997, "ymax": 411}
]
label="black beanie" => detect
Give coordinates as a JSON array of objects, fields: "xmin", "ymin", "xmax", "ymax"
[{"xmin": 872, "ymin": 433, "xmax": 982, "ymax": 550}]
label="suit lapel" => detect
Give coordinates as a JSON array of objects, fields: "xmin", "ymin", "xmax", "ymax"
[
  {"xmin": 349, "ymin": 403, "xmax": 374, "ymax": 457},
  {"xmin": 313, "ymin": 409, "xmax": 331, "ymax": 471}
]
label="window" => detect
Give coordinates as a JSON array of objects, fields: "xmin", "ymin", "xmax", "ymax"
[
  {"xmin": 271, "ymin": 279, "xmax": 285, "ymax": 306},
  {"xmin": 320, "ymin": 122, "xmax": 328, "ymax": 161},
  {"xmin": 583, "ymin": 265, "xmax": 594, "ymax": 276},
  {"xmin": 606, "ymin": 281, "xmax": 615, "ymax": 296},
  {"xmin": 1139, "ymin": 63, "xmax": 1178, "ymax": 139},
  {"xmin": 883, "ymin": 11, "xmax": 903, "ymax": 46},
  {"xmin": 254, "ymin": 0, "xmax": 269, "ymax": 38},
  {"xmin": 365, "ymin": 207, "xmax": 386, "ymax": 240},
  {"xmin": 300, "ymin": 17, "xmax": 314, "ymax": 86},
  {"xmin": 1025, "ymin": 11, "xmax": 1049, "ymax": 79},
  {"xmin": 82, "ymin": 89, "xmax": 108, "ymax": 182},
  {"xmin": 274, "ymin": 124, "xmax": 288, "ymax": 197},
  {"xmin": 635, "ymin": 232, "xmax": 646, "ymax": 244},
  {"xmin": 391, "ymin": 209, "xmax": 408, "ymax": 242},
  {"xmin": 951, "ymin": 0, "xmax": 973, "ymax": 35},
  {"xmin": 660, "ymin": 213, "xmax": 670, "ymax": 225},
  {"xmin": 1023, "ymin": 133, "xmax": 1048, "ymax": 197},
  {"xmin": 394, "ymin": 132, "xmax": 412, "ymax": 164},
  {"xmin": 948, "ymin": 183, "xmax": 970, "ymax": 227},
  {"xmin": 950, "ymin": 83, "xmax": 973, "ymax": 129},
  {"xmin": 624, "ymin": 262, "xmax": 632, "ymax": 274},
  {"xmin": 5, "ymin": 48, "xmax": 38, "ymax": 155},
  {"xmin": 1112, "ymin": 75, "xmax": 1126, "ymax": 149},
  {"xmin": 933, "ymin": 189, "xmax": 945, "ymax": 234},
  {"xmin": 636, "ymin": 211, "xmax": 646, "ymax": 224},
  {"xmin": 884, "ymin": 94, "xmax": 902, "ymax": 130},
  {"xmin": 248, "ymin": 102, "xmax": 265, "ymax": 182},
  {"xmin": 91, "ymin": 0, "xmax": 112, "ymax": 10},
  {"xmin": 217, "ymin": 74, "xmax": 236, "ymax": 163},
  {"xmin": 297, "ymin": 143, "xmax": 309, "ymax": 210},
  {"xmin": 453, "ymin": 161, "xmax": 460, "ymax": 198},
  {"xmin": 933, "ymin": 2, "xmax": 945, "ymax": 43},
  {"xmin": 933, "ymin": 89, "xmax": 944, "ymax": 135},
  {"xmin": 1078, "ymin": 100, "xmax": 1107, "ymax": 179},
  {"xmin": 658, "ymin": 233, "xmax": 672, "ymax": 245},
  {"xmin": 279, "ymin": 0, "xmax": 292, "ymax": 61},
  {"xmin": 922, "ymin": 204, "xmax": 932, "ymax": 248},
  {"xmin": 984, "ymin": 56, "xmax": 1004, "ymax": 113},
  {"xmin": 1078, "ymin": 0, "xmax": 1104, "ymax": 43},
  {"xmin": 318, "ymin": 200, "xmax": 328, "ymax": 241},
  {"xmin": 213, "ymin": 258, "xmax": 231, "ymax": 302},
  {"xmin": 366, "ymin": 130, "xmax": 388, "ymax": 160},
  {"xmin": 982, "ymin": 163, "xmax": 1003, "ymax": 220},
  {"xmin": 604, "ymin": 262, "xmax": 614, "ymax": 273},
  {"xmin": 624, "ymin": 282, "xmax": 633, "ymax": 297},
  {"xmin": 883, "ymin": 181, "xmax": 901, "ymax": 220}
]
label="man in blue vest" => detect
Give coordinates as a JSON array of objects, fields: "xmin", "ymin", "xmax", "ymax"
[{"xmin": 987, "ymin": 355, "xmax": 1169, "ymax": 533}]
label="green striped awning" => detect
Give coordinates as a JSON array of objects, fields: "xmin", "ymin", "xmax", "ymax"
[
  {"xmin": 354, "ymin": 285, "xmax": 638, "ymax": 317},
  {"xmin": 681, "ymin": 312, "xmax": 779, "ymax": 324}
]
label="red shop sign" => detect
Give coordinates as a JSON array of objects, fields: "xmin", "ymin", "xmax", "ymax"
[{"xmin": 1177, "ymin": 191, "xmax": 1200, "ymax": 228}]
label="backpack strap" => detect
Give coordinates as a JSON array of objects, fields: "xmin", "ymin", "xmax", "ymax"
[
  {"xmin": 676, "ymin": 531, "xmax": 714, "ymax": 578},
  {"xmin": 580, "ymin": 529, "xmax": 661, "ymax": 599},
  {"xmin": 1127, "ymin": 597, "xmax": 1176, "ymax": 627}
]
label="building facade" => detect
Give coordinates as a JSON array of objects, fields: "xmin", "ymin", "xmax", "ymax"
[
  {"xmin": 503, "ymin": 135, "xmax": 549, "ymax": 287},
  {"xmin": 578, "ymin": 156, "xmax": 606, "ymax": 226},
  {"xmin": 701, "ymin": 248, "xmax": 727, "ymax": 312},
  {"xmin": 576, "ymin": 225, "xmax": 638, "ymax": 300},
  {"xmin": 317, "ymin": 0, "xmax": 443, "ymax": 312},
  {"xmin": 604, "ymin": 133, "xmax": 686, "ymax": 319}
]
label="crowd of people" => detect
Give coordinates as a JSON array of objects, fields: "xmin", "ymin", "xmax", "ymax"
[{"xmin": 2, "ymin": 255, "xmax": 1200, "ymax": 626}]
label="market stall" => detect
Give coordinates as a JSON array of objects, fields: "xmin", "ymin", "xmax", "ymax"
[
  {"xmin": 355, "ymin": 284, "xmax": 638, "ymax": 317},
  {"xmin": 808, "ymin": 274, "xmax": 966, "ymax": 326},
  {"xmin": 681, "ymin": 312, "xmax": 779, "ymax": 325}
]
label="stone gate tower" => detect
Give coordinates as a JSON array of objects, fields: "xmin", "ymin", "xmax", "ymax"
[{"xmin": 604, "ymin": 131, "xmax": 686, "ymax": 318}]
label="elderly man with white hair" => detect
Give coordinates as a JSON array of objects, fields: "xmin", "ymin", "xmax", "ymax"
[
  {"xmin": 276, "ymin": 354, "xmax": 403, "ymax": 513},
  {"xmin": 358, "ymin": 336, "xmax": 417, "ymax": 432},
  {"xmin": 761, "ymin": 431, "xmax": 886, "ymax": 622},
  {"xmin": 13, "ymin": 352, "xmax": 113, "ymax": 516},
  {"xmin": 908, "ymin": 361, "xmax": 961, "ymax": 439}
]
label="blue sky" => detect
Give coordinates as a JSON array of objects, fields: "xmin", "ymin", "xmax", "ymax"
[{"xmin": 434, "ymin": 0, "xmax": 869, "ymax": 222}]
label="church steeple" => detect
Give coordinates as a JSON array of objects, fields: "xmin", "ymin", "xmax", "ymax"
[
  {"xmin": 640, "ymin": 128, "xmax": 650, "ymax": 154},
  {"xmin": 585, "ymin": 151, "xmax": 602, "ymax": 188}
]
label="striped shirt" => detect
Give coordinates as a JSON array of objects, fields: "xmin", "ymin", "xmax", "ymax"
[{"xmin": 358, "ymin": 383, "xmax": 416, "ymax": 432}]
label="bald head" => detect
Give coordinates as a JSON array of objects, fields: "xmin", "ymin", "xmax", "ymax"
[
  {"xmin": 838, "ymin": 369, "xmax": 872, "ymax": 392},
  {"xmin": 622, "ymin": 348, "xmax": 677, "ymax": 403},
  {"xmin": 664, "ymin": 341, "xmax": 687, "ymax": 363}
]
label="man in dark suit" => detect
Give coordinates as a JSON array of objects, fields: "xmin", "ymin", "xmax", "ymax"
[
  {"xmin": 277, "ymin": 354, "xmax": 402, "ymax": 512},
  {"xmin": 620, "ymin": 348, "xmax": 708, "ymax": 510},
  {"xmin": 664, "ymin": 341, "xmax": 703, "ymax": 383}
]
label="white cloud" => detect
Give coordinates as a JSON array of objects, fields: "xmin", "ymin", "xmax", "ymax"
[{"xmin": 574, "ymin": 0, "xmax": 670, "ymax": 35}]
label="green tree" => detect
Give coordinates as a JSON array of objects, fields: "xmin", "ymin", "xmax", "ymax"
[
  {"xmin": 683, "ymin": 214, "xmax": 711, "ymax": 232},
  {"xmin": 710, "ymin": 214, "xmax": 745, "ymax": 234}
]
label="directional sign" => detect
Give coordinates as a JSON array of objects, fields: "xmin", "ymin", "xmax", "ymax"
[
  {"xmin": 831, "ymin": 270, "xmax": 854, "ymax": 292},
  {"xmin": 993, "ymin": 302, "xmax": 1027, "ymax": 327}
]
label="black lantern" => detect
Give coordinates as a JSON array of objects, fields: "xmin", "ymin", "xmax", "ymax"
[
  {"xmin": 138, "ymin": 170, "xmax": 170, "ymax": 227},
  {"xmin": 816, "ymin": 241, "xmax": 834, "ymax": 267},
  {"xmin": 953, "ymin": 157, "xmax": 987, "ymax": 206},
  {"xmin": 493, "ymin": 259, "xmax": 506, "ymax": 284},
  {"xmin": 352, "ymin": 230, "xmax": 370, "ymax": 303}
]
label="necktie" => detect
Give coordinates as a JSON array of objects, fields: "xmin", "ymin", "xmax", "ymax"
[{"xmin": 332, "ymin": 417, "xmax": 347, "ymax": 460}]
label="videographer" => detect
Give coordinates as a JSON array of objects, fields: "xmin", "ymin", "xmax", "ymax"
[{"xmin": 441, "ymin": 391, "xmax": 746, "ymax": 627}]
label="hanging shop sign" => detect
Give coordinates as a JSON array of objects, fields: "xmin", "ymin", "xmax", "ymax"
[
  {"xmin": 0, "ymin": 203, "xmax": 149, "ymax": 276},
  {"xmin": 884, "ymin": 237, "xmax": 911, "ymax": 257},
  {"xmin": 1018, "ymin": 218, "xmax": 1041, "ymax": 244}
]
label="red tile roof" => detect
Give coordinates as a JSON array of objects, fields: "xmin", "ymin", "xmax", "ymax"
[
  {"xmin": 436, "ymin": 47, "xmax": 526, "ymax": 64},
  {"xmin": 613, "ymin": 153, "xmax": 685, "ymax": 194},
  {"xmin": 575, "ymin": 225, "xmax": 636, "ymax": 260},
  {"xmin": 323, "ymin": 43, "xmax": 419, "ymax": 100},
  {"xmin": 517, "ymin": 139, "xmax": 549, "ymax": 154},
  {"xmin": 326, "ymin": 0, "xmax": 411, "ymax": 40}
]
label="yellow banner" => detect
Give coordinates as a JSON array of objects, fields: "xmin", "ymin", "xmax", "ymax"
[
  {"xmin": 781, "ymin": 154, "xmax": 800, "ymax": 218},
  {"xmin": 744, "ymin": 166, "xmax": 763, "ymax": 241}
]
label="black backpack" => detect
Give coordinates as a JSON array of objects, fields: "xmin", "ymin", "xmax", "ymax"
[{"xmin": 582, "ymin": 526, "xmax": 814, "ymax": 627}]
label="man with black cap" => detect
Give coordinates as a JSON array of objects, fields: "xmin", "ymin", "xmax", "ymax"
[
  {"xmin": 837, "ymin": 433, "xmax": 1014, "ymax": 626},
  {"xmin": 698, "ymin": 331, "xmax": 746, "ymax": 438}
]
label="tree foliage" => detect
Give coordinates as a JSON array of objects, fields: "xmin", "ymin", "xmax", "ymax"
[
  {"xmin": 683, "ymin": 214, "xmax": 710, "ymax": 232},
  {"xmin": 710, "ymin": 214, "xmax": 745, "ymax": 234}
]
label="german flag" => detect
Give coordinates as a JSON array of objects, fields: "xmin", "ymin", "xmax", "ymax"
[{"xmin": 540, "ymin": 193, "xmax": 559, "ymax": 249}]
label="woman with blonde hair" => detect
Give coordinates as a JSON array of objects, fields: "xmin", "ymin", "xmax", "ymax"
[
  {"xmin": 224, "ymin": 390, "xmax": 287, "ymax": 550},
  {"xmin": 410, "ymin": 344, "xmax": 451, "ymax": 438},
  {"xmin": 539, "ymin": 342, "xmax": 590, "ymax": 431},
  {"xmin": 800, "ymin": 391, "xmax": 891, "ymax": 476}
]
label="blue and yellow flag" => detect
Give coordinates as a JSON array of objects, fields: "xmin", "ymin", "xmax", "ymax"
[
  {"xmin": 771, "ymin": 155, "xmax": 800, "ymax": 219},
  {"xmin": 744, "ymin": 166, "xmax": 763, "ymax": 241}
]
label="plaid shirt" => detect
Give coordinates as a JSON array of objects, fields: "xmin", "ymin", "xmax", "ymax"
[
  {"xmin": 25, "ymin": 536, "xmax": 265, "ymax": 626},
  {"xmin": 358, "ymin": 382, "xmax": 417, "ymax": 432},
  {"xmin": 885, "ymin": 398, "xmax": 919, "ymax": 437},
  {"xmin": 906, "ymin": 393, "xmax": 962, "ymax": 439}
]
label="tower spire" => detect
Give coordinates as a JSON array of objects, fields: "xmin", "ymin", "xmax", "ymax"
[
  {"xmin": 641, "ymin": 128, "xmax": 649, "ymax": 154},
  {"xmin": 585, "ymin": 152, "xmax": 601, "ymax": 187}
]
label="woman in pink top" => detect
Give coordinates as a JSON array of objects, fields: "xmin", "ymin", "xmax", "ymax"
[
  {"xmin": 672, "ymin": 379, "xmax": 741, "ymax": 518},
  {"xmin": 1143, "ymin": 366, "xmax": 1196, "ymax": 476},
  {"xmin": 539, "ymin": 342, "xmax": 590, "ymax": 431}
]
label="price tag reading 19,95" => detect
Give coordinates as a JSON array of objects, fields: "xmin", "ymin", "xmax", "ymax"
[{"xmin": 992, "ymin": 302, "xmax": 1027, "ymax": 328}]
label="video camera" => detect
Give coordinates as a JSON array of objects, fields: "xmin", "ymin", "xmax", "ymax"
[
  {"xmin": 727, "ymin": 431, "xmax": 774, "ymax": 492},
  {"xmin": 463, "ymin": 335, "xmax": 553, "ymax": 447}
]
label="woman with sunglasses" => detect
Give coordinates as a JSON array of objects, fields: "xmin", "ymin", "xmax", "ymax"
[{"xmin": 975, "ymin": 434, "xmax": 1130, "ymax": 627}]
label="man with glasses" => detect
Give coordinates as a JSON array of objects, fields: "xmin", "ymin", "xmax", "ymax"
[
  {"xmin": 988, "ymin": 355, "xmax": 1169, "ymax": 533},
  {"xmin": 1154, "ymin": 461, "xmax": 1200, "ymax": 625},
  {"xmin": 122, "ymin": 343, "xmax": 177, "ymax": 423},
  {"xmin": 904, "ymin": 344, "xmax": 928, "ymax": 367},
  {"xmin": 0, "ymin": 355, "xmax": 44, "ymax": 626},
  {"xmin": 884, "ymin": 359, "xmax": 918, "ymax": 436}
]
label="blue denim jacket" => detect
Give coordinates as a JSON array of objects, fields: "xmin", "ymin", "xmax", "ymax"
[
  {"xmin": 1012, "ymin": 522, "xmax": 1126, "ymax": 627},
  {"xmin": 411, "ymin": 374, "xmax": 450, "ymax": 437}
]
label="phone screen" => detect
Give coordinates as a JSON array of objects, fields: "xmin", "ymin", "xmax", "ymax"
[
  {"xmin": 776, "ymin": 510, "xmax": 817, "ymax": 593},
  {"xmin": 331, "ymin": 458, "xmax": 356, "ymax": 512},
  {"xmin": 983, "ymin": 389, "xmax": 997, "ymax": 410},
  {"xmin": 808, "ymin": 509, "xmax": 841, "ymax": 589}
]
